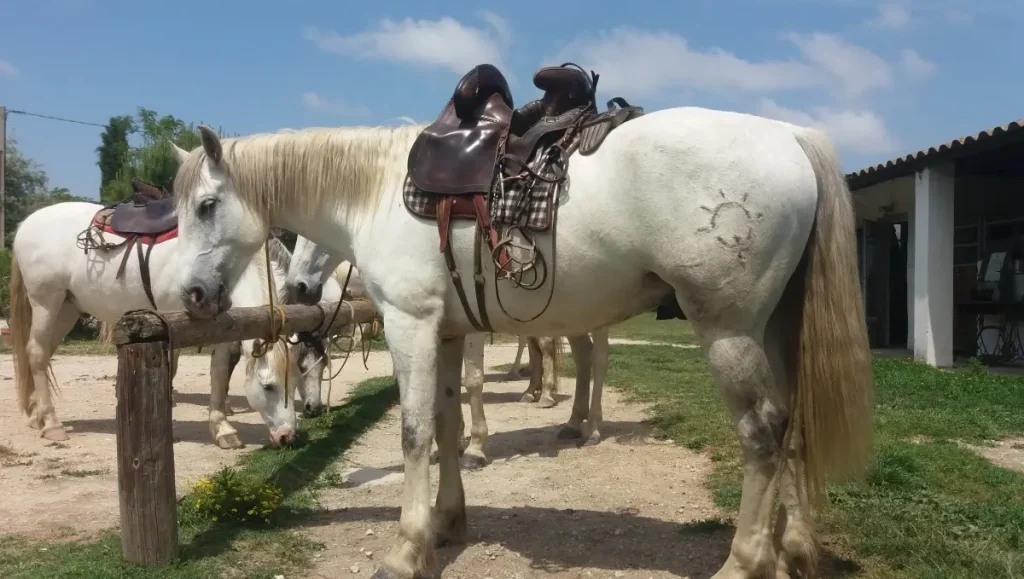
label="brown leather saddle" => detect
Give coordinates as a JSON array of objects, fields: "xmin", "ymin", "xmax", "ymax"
[
  {"xmin": 405, "ymin": 63, "xmax": 644, "ymax": 332},
  {"xmin": 83, "ymin": 178, "xmax": 179, "ymax": 310}
]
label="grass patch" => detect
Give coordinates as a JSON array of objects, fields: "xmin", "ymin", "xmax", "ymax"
[
  {"xmin": 678, "ymin": 517, "xmax": 734, "ymax": 535},
  {"xmin": 0, "ymin": 376, "xmax": 399, "ymax": 579},
  {"xmin": 590, "ymin": 341, "xmax": 1024, "ymax": 578},
  {"xmin": 59, "ymin": 469, "xmax": 106, "ymax": 478},
  {"xmin": 607, "ymin": 312, "xmax": 698, "ymax": 345}
]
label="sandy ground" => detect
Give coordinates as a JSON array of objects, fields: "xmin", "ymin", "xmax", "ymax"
[
  {"xmin": 0, "ymin": 347, "xmax": 396, "ymax": 541},
  {"xmin": 0, "ymin": 341, "xmax": 726, "ymax": 577}
]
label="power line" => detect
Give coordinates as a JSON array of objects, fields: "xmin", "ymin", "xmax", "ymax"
[{"xmin": 6, "ymin": 108, "xmax": 107, "ymax": 128}]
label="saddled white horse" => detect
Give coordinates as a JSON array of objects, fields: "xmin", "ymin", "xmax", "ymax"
[
  {"xmin": 8, "ymin": 202, "xmax": 331, "ymax": 448},
  {"xmin": 282, "ymin": 234, "xmax": 611, "ymax": 468},
  {"xmin": 171, "ymin": 106, "xmax": 873, "ymax": 579}
]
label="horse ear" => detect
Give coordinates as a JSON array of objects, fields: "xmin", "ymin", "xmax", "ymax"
[
  {"xmin": 170, "ymin": 142, "xmax": 190, "ymax": 164},
  {"xmin": 197, "ymin": 125, "xmax": 223, "ymax": 165}
]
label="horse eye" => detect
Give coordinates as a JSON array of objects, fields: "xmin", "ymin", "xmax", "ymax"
[{"xmin": 198, "ymin": 198, "xmax": 217, "ymax": 217}]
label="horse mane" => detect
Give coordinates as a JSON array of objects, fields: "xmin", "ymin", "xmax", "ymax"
[
  {"xmin": 173, "ymin": 124, "xmax": 426, "ymax": 221},
  {"xmin": 266, "ymin": 235, "xmax": 291, "ymax": 271}
]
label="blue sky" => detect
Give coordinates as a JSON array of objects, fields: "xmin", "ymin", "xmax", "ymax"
[{"xmin": 1, "ymin": 0, "xmax": 1021, "ymax": 200}]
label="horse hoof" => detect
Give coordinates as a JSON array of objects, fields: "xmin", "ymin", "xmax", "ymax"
[
  {"xmin": 537, "ymin": 396, "xmax": 556, "ymax": 409},
  {"xmin": 42, "ymin": 427, "xmax": 69, "ymax": 442},
  {"xmin": 460, "ymin": 453, "xmax": 488, "ymax": 470},
  {"xmin": 217, "ymin": 434, "xmax": 244, "ymax": 449},
  {"xmin": 582, "ymin": 432, "xmax": 602, "ymax": 447},
  {"xmin": 520, "ymin": 393, "xmax": 536, "ymax": 403},
  {"xmin": 557, "ymin": 425, "xmax": 583, "ymax": 440}
]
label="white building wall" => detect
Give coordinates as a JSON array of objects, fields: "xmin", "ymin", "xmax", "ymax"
[{"xmin": 912, "ymin": 163, "xmax": 955, "ymax": 366}]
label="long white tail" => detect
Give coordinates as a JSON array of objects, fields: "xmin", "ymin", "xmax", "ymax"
[{"xmin": 791, "ymin": 128, "xmax": 876, "ymax": 504}]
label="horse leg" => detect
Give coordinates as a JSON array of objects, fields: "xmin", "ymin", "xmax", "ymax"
[
  {"xmin": 703, "ymin": 326, "xmax": 788, "ymax": 579},
  {"xmin": 460, "ymin": 333, "xmax": 488, "ymax": 469},
  {"xmin": 208, "ymin": 343, "xmax": 244, "ymax": 449},
  {"xmin": 26, "ymin": 299, "xmax": 78, "ymax": 441},
  {"xmin": 558, "ymin": 333, "xmax": 593, "ymax": 440},
  {"xmin": 372, "ymin": 313, "xmax": 440, "ymax": 579},
  {"xmin": 505, "ymin": 334, "xmax": 528, "ymax": 380},
  {"xmin": 433, "ymin": 336, "xmax": 468, "ymax": 546},
  {"xmin": 583, "ymin": 328, "xmax": 609, "ymax": 447},
  {"xmin": 536, "ymin": 336, "xmax": 559, "ymax": 408},
  {"xmin": 170, "ymin": 348, "xmax": 181, "ymax": 408},
  {"xmin": 222, "ymin": 342, "xmax": 242, "ymax": 416},
  {"xmin": 520, "ymin": 337, "xmax": 543, "ymax": 403}
]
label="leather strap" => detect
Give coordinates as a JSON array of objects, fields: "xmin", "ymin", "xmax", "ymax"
[
  {"xmin": 473, "ymin": 223, "xmax": 493, "ymax": 332},
  {"xmin": 115, "ymin": 234, "xmax": 137, "ymax": 280},
  {"xmin": 137, "ymin": 237, "xmax": 158, "ymax": 310},
  {"xmin": 438, "ymin": 197, "xmax": 486, "ymax": 332}
]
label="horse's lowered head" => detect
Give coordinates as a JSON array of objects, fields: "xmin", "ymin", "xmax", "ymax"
[
  {"xmin": 173, "ymin": 127, "xmax": 269, "ymax": 318},
  {"xmin": 241, "ymin": 338, "xmax": 300, "ymax": 447},
  {"xmin": 285, "ymin": 235, "xmax": 340, "ymax": 305}
]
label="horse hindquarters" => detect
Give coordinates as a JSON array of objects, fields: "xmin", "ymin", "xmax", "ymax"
[{"xmin": 8, "ymin": 252, "xmax": 79, "ymax": 440}]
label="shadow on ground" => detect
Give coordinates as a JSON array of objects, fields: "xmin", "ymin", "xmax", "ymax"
[{"xmin": 301, "ymin": 505, "xmax": 860, "ymax": 579}]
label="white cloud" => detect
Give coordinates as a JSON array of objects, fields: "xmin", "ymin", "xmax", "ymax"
[
  {"xmin": 551, "ymin": 29, "xmax": 894, "ymax": 98},
  {"xmin": 301, "ymin": 91, "xmax": 370, "ymax": 117},
  {"xmin": 757, "ymin": 98, "xmax": 900, "ymax": 155},
  {"xmin": 304, "ymin": 12, "xmax": 511, "ymax": 75},
  {"xmin": 870, "ymin": 2, "xmax": 911, "ymax": 30},
  {"xmin": 899, "ymin": 48, "xmax": 938, "ymax": 80},
  {"xmin": 0, "ymin": 59, "xmax": 19, "ymax": 78}
]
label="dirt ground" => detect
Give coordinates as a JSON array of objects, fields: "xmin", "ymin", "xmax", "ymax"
[
  {"xmin": 0, "ymin": 341, "xmax": 728, "ymax": 578},
  {"xmin": 296, "ymin": 342, "xmax": 725, "ymax": 579}
]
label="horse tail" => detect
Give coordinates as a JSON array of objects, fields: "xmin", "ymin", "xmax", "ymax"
[
  {"xmin": 790, "ymin": 128, "xmax": 875, "ymax": 504},
  {"xmin": 9, "ymin": 251, "xmax": 37, "ymax": 417},
  {"xmin": 98, "ymin": 320, "xmax": 116, "ymax": 345}
]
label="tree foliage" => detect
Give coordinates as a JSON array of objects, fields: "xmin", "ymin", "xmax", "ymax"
[
  {"xmin": 98, "ymin": 107, "xmax": 204, "ymax": 205},
  {"xmin": 4, "ymin": 137, "xmax": 90, "ymax": 246},
  {"xmin": 95, "ymin": 115, "xmax": 135, "ymax": 196}
]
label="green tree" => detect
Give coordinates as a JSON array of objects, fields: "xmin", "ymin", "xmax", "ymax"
[
  {"xmin": 3, "ymin": 137, "xmax": 89, "ymax": 246},
  {"xmin": 98, "ymin": 107, "xmax": 204, "ymax": 205},
  {"xmin": 95, "ymin": 115, "xmax": 135, "ymax": 196}
]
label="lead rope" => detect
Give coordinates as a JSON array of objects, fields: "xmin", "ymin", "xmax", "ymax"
[{"xmin": 251, "ymin": 239, "xmax": 290, "ymax": 407}]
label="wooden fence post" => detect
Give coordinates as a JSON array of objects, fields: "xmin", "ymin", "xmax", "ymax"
[{"xmin": 115, "ymin": 340, "xmax": 178, "ymax": 566}]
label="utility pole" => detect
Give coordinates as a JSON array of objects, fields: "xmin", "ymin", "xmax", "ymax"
[{"xmin": 1, "ymin": 105, "xmax": 6, "ymax": 249}]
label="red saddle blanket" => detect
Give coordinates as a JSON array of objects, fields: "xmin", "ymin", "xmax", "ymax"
[{"xmin": 90, "ymin": 207, "xmax": 178, "ymax": 245}]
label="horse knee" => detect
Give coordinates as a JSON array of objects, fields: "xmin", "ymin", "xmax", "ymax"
[{"xmin": 706, "ymin": 334, "xmax": 788, "ymax": 461}]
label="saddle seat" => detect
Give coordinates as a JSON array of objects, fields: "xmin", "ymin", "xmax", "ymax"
[{"xmin": 107, "ymin": 177, "xmax": 178, "ymax": 236}]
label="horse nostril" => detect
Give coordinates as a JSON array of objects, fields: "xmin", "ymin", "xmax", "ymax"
[
  {"xmin": 296, "ymin": 281, "xmax": 308, "ymax": 296},
  {"xmin": 189, "ymin": 286, "xmax": 206, "ymax": 305}
]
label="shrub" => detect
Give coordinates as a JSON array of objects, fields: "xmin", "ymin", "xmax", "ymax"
[
  {"xmin": 180, "ymin": 467, "xmax": 284, "ymax": 525},
  {"xmin": 0, "ymin": 249, "xmax": 11, "ymax": 319}
]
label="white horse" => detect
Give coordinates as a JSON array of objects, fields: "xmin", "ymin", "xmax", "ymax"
[
  {"xmin": 171, "ymin": 107, "xmax": 874, "ymax": 579},
  {"xmin": 7, "ymin": 201, "xmax": 325, "ymax": 448},
  {"xmin": 282, "ymin": 234, "xmax": 611, "ymax": 468}
]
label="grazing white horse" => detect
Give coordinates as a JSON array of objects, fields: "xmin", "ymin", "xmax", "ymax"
[
  {"xmin": 7, "ymin": 202, "xmax": 323, "ymax": 448},
  {"xmin": 171, "ymin": 107, "xmax": 873, "ymax": 579},
  {"xmin": 282, "ymin": 234, "xmax": 611, "ymax": 467}
]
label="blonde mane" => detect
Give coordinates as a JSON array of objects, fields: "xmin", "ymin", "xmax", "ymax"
[{"xmin": 174, "ymin": 124, "xmax": 426, "ymax": 220}]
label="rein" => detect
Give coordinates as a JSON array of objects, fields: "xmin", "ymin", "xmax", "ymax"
[{"xmin": 250, "ymin": 239, "xmax": 291, "ymax": 407}]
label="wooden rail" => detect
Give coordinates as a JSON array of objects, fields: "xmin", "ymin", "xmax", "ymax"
[{"xmin": 113, "ymin": 300, "xmax": 377, "ymax": 566}]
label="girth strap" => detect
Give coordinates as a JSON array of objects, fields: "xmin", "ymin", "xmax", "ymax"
[
  {"xmin": 113, "ymin": 235, "xmax": 159, "ymax": 311},
  {"xmin": 437, "ymin": 195, "xmax": 495, "ymax": 333},
  {"xmin": 136, "ymin": 237, "xmax": 159, "ymax": 310}
]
